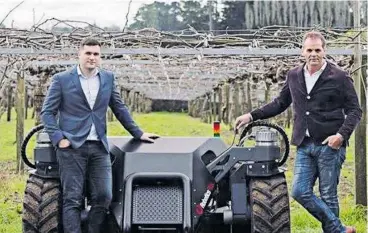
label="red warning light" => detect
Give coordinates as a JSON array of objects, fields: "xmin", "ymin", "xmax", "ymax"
[{"xmin": 213, "ymin": 121, "xmax": 220, "ymax": 137}]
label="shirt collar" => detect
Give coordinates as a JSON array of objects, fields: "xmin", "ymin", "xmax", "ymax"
[
  {"xmin": 304, "ymin": 60, "xmax": 327, "ymax": 74},
  {"xmin": 77, "ymin": 65, "xmax": 99, "ymax": 78}
]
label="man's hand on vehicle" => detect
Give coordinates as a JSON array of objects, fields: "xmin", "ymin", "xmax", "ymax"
[
  {"xmin": 235, "ymin": 113, "xmax": 253, "ymax": 130},
  {"xmin": 140, "ymin": 132, "xmax": 160, "ymax": 143}
]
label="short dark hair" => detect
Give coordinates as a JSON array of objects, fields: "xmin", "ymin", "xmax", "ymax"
[
  {"xmin": 302, "ymin": 31, "xmax": 326, "ymax": 48},
  {"xmin": 80, "ymin": 38, "xmax": 101, "ymax": 48}
]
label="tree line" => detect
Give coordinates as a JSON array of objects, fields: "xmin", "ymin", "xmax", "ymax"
[{"xmin": 128, "ymin": 0, "xmax": 367, "ymax": 32}]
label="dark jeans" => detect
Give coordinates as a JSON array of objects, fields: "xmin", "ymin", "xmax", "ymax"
[
  {"xmin": 291, "ymin": 138, "xmax": 346, "ymax": 233},
  {"xmin": 56, "ymin": 141, "xmax": 112, "ymax": 233}
]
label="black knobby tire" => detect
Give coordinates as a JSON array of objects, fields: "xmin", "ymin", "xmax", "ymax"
[
  {"xmin": 249, "ymin": 173, "xmax": 290, "ymax": 233},
  {"xmin": 23, "ymin": 175, "xmax": 43, "ymax": 233},
  {"xmin": 22, "ymin": 174, "xmax": 62, "ymax": 233}
]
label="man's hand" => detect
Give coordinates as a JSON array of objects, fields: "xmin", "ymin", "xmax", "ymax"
[
  {"xmin": 322, "ymin": 133, "xmax": 344, "ymax": 149},
  {"xmin": 140, "ymin": 132, "xmax": 160, "ymax": 143},
  {"xmin": 235, "ymin": 113, "xmax": 253, "ymax": 130},
  {"xmin": 58, "ymin": 139, "xmax": 71, "ymax": 148}
]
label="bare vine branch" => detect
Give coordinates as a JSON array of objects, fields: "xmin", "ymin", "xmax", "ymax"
[
  {"xmin": 0, "ymin": 20, "xmax": 365, "ymax": 101},
  {"xmin": 0, "ymin": 1, "xmax": 25, "ymax": 26},
  {"xmin": 123, "ymin": 0, "xmax": 133, "ymax": 33}
]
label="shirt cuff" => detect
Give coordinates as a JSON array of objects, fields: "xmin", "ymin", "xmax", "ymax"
[{"xmin": 336, "ymin": 133, "xmax": 344, "ymax": 141}]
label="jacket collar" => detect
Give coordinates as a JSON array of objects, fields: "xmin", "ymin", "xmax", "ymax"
[
  {"xmin": 297, "ymin": 60, "xmax": 332, "ymax": 95},
  {"xmin": 69, "ymin": 65, "xmax": 106, "ymax": 110}
]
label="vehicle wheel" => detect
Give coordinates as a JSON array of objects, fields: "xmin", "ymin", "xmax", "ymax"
[
  {"xmin": 249, "ymin": 173, "xmax": 290, "ymax": 233},
  {"xmin": 22, "ymin": 174, "xmax": 62, "ymax": 233}
]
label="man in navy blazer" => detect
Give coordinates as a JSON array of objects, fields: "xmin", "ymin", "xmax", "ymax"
[
  {"xmin": 235, "ymin": 31, "xmax": 360, "ymax": 233},
  {"xmin": 41, "ymin": 38, "xmax": 159, "ymax": 233}
]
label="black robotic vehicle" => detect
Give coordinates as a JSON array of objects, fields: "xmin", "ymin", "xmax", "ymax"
[{"xmin": 21, "ymin": 121, "xmax": 291, "ymax": 233}]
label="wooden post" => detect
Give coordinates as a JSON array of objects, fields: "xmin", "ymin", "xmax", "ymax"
[
  {"xmin": 138, "ymin": 92, "xmax": 141, "ymax": 112},
  {"xmin": 195, "ymin": 98, "xmax": 201, "ymax": 118},
  {"xmin": 16, "ymin": 69, "xmax": 25, "ymax": 173},
  {"xmin": 130, "ymin": 91, "xmax": 135, "ymax": 112},
  {"xmin": 217, "ymin": 83, "xmax": 223, "ymax": 122},
  {"xmin": 25, "ymin": 87, "xmax": 29, "ymax": 119},
  {"xmin": 229, "ymin": 79, "xmax": 239, "ymax": 129},
  {"xmin": 228, "ymin": 80, "xmax": 235, "ymax": 127},
  {"xmin": 194, "ymin": 98, "xmax": 199, "ymax": 117},
  {"xmin": 137, "ymin": 94, "xmax": 142, "ymax": 113},
  {"xmin": 130, "ymin": 92, "xmax": 134, "ymax": 112},
  {"xmin": 125, "ymin": 89, "xmax": 130, "ymax": 104},
  {"xmin": 137, "ymin": 94, "xmax": 141, "ymax": 113},
  {"xmin": 7, "ymin": 85, "xmax": 12, "ymax": 122},
  {"xmin": 144, "ymin": 98, "xmax": 152, "ymax": 113},
  {"xmin": 200, "ymin": 95, "xmax": 208, "ymax": 122},
  {"xmin": 189, "ymin": 99, "xmax": 195, "ymax": 117},
  {"xmin": 192, "ymin": 99, "xmax": 198, "ymax": 117},
  {"xmin": 34, "ymin": 88, "xmax": 45, "ymax": 125},
  {"xmin": 206, "ymin": 92, "xmax": 213, "ymax": 123},
  {"xmin": 246, "ymin": 79, "xmax": 252, "ymax": 113},
  {"xmin": 189, "ymin": 99, "xmax": 196, "ymax": 117},
  {"xmin": 126, "ymin": 90, "xmax": 132, "ymax": 110},
  {"xmin": 188, "ymin": 100, "xmax": 192, "ymax": 116},
  {"xmin": 135, "ymin": 92, "xmax": 141, "ymax": 112},
  {"xmin": 239, "ymin": 79, "xmax": 247, "ymax": 114},
  {"xmin": 212, "ymin": 88, "xmax": 217, "ymax": 121},
  {"xmin": 139, "ymin": 93, "xmax": 144, "ymax": 113},
  {"xmin": 353, "ymin": 0, "xmax": 367, "ymax": 207},
  {"xmin": 34, "ymin": 73, "xmax": 47, "ymax": 126},
  {"xmin": 134, "ymin": 92, "xmax": 139, "ymax": 112},
  {"xmin": 135, "ymin": 92, "xmax": 139, "ymax": 113},
  {"xmin": 265, "ymin": 80, "xmax": 272, "ymax": 103},
  {"xmin": 31, "ymin": 106, "xmax": 35, "ymax": 119},
  {"xmin": 222, "ymin": 82, "xmax": 230, "ymax": 124},
  {"xmin": 143, "ymin": 95, "xmax": 148, "ymax": 113},
  {"xmin": 30, "ymin": 95, "xmax": 34, "ymax": 108}
]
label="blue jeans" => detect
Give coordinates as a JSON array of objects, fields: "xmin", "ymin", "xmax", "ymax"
[
  {"xmin": 56, "ymin": 141, "xmax": 112, "ymax": 233},
  {"xmin": 291, "ymin": 138, "xmax": 347, "ymax": 233}
]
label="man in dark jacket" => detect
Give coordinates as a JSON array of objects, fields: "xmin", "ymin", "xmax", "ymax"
[{"xmin": 235, "ymin": 31, "xmax": 361, "ymax": 233}]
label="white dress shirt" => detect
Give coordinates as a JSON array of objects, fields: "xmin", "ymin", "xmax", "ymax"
[
  {"xmin": 77, "ymin": 66, "xmax": 100, "ymax": 141},
  {"xmin": 304, "ymin": 61, "xmax": 327, "ymax": 136}
]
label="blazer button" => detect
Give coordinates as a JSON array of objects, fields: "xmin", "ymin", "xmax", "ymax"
[
  {"xmin": 306, "ymin": 111, "xmax": 310, "ymax": 115},
  {"xmin": 307, "ymin": 96, "xmax": 311, "ymax": 99}
]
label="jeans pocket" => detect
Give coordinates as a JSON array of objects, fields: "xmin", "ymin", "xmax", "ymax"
[
  {"xmin": 326, "ymin": 144, "xmax": 339, "ymax": 151},
  {"xmin": 56, "ymin": 146, "xmax": 72, "ymax": 161},
  {"xmin": 321, "ymin": 145, "xmax": 346, "ymax": 167},
  {"xmin": 323, "ymin": 145, "xmax": 341, "ymax": 155}
]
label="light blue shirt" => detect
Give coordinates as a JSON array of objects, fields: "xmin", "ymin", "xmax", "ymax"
[{"xmin": 77, "ymin": 66, "xmax": 100, "ymax": 141}]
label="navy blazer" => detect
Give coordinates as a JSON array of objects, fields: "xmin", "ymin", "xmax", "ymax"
[
  {"xmin": 41, "ymin": 66, "xmax": 143, "ymax": 152},
  {"xmin": 251, "ymin": 61, "xmax": 362, "ymax": 147}
]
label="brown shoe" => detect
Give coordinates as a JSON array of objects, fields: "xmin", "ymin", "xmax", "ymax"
[{"xmin": 345, "ymin": 226, "xmax": 356, "ymax": 233}]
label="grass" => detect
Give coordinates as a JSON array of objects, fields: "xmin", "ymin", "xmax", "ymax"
[{"xmin": 0, "ymin": 111, "xmax": 367, "ymax": 233}]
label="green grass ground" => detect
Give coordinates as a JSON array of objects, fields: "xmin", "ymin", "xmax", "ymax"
[{"xmin": 0, "ymin": 112, "xmax": 367, "ymax": 233}]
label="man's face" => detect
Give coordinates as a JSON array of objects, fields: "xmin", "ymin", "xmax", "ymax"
[
  {"xmin": 302, "ymin": 37, "xmax": 326, "ymax": 68},
  {"xmin": 78, "ymin": 45, "xmax": 101, "ymax": 70}
]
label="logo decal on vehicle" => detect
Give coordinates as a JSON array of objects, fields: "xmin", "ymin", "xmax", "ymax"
[{"xmin": 195, "ymin": 183, "xmax": 215, "ymax": 215}]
